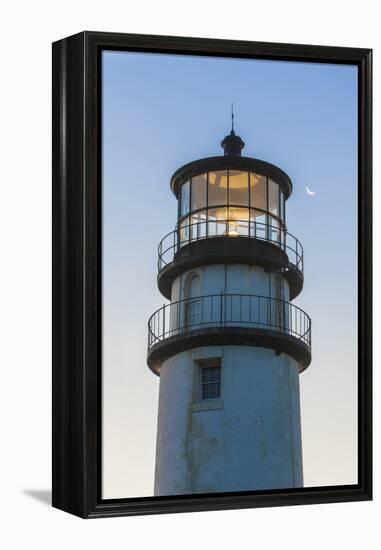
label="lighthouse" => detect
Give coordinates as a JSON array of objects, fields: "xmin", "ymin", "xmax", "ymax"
[{"xmin": 147, "ymin": 121, "xmax": 312, "ymax": 496}]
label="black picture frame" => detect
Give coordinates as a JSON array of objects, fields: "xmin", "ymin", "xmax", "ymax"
[{"xmin": 52, "ymin": 31, "xmax": 372, "ymax": 519}]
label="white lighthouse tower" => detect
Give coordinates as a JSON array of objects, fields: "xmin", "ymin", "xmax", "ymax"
[{"xmin": 147, "ymin": 123, "xmax": 311, "ymax": 496}]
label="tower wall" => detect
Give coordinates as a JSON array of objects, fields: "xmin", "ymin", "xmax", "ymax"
[
  {"xmin": 149, "ymin": 134, "xmax": 311, "ymax": 497},
  {"xmin": 171, "ymin": 263, "xmax": 290, "ymax": 303},
  {"xmin": 154, "ymin": 345, "xmax": 303, "ymax": 496}
]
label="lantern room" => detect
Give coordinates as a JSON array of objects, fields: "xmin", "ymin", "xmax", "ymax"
[{"xmin": 177, "ymin": 168, "xmax": 286, "ymax": 244}]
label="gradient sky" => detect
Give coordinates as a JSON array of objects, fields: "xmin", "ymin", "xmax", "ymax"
[{"xmin": 102, "ymin": 50, "xmax": 358, "ymax": 499}]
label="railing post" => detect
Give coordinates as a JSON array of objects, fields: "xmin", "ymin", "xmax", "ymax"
[
  {"xmin": 162, "ymin": 304, "xmax": 166, "ymax": 338},
  {"xmin": 220, "ymin": 291, "xmax": 223, "ymax": 326}
]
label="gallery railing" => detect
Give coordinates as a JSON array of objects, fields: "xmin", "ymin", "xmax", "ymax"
[
  {"xmin": 158, "ymin": 219, "xmax": 304, "ymax": 274},
  {"xmin": 148, "ymin": 293, "xmax": 311, "ymax": 351}
]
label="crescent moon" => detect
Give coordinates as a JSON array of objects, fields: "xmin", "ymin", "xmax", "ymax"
[{"xmin": 306, "ymin": 186, "xmax": 317, "ymax": 196}]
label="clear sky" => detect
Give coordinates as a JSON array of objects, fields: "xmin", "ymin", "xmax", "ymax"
[{"xmin": 102, "ymin": 50, "xmax": 358, "ymax": 499}]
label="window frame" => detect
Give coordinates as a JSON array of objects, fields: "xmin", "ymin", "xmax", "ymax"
[
  {"xmin": 193, "ymin": 359, "xmax": 222, "ymax": 404},
  {"xmin": 200, "ymin": 363, "xmax": 222, "ymax": 400}
]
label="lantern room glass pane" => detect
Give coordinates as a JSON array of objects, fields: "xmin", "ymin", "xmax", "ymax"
[
  {"xmin": 208, "ymin": 170, "xmax": 228, "ymax": 207},
  {"xmin": 269, "ymin": 216, "xmax": 280, "ymax": 243},
  {"xmin": 190, "ymin": 209, "xmax": 207, "ymax": 241},
  {"xmin": 280, "ymin": 190, "xmax": 285, "ymax": 221},
  {"xmin": 250, "ymin": 173, "xmax": 267, "ymax": 211},
  {"xmin": 228, "ymin": 170, "xmax": 249, "ymax": 206},
  {"xmin": 207, "ymin": 207, "xmax": 227, "ymax": 236},
  {"xmin": 179, "ymin": 215, "xmax": 190, "ymax": 245},
  {"xmin": 191, "ymin": 173, "xmax": 207, "ymax": 212},
  {"xmin": 180, "ymin": 180, "xmax": 190, "ymax": 217},
  {"xmin": 249, "ymin": 209, "xmax": 267, "ymax": 240},
  {"xmin": 268, "ymin": 179, "xmax": 280, "ymax": 217},
  {"xmin": 228, "ymin": 207, "xmax": 249, "ymax": 236}
]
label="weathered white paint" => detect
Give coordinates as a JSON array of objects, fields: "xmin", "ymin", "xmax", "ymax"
[
  {"xmin": 154, "ymin": 262, "xmax": 301, "ymax": 495},
  {"xmin": 154, "ymin": 345, "xmax": 303, "ymax": 495}
]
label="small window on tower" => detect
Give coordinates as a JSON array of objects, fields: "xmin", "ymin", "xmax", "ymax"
[{"xmin": 200, "ymin": 362, "xmax": 221, "ymax": 400}]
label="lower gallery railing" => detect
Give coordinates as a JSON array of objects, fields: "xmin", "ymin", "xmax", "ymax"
[{"xmin": 148, "ymin": 293, "xmax": 311, "ymax": 351}]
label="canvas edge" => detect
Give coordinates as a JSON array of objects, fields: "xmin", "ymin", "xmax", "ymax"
[{"xmin": 52, "ymin": 31, "xmax": 372, "ymax": 519}]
